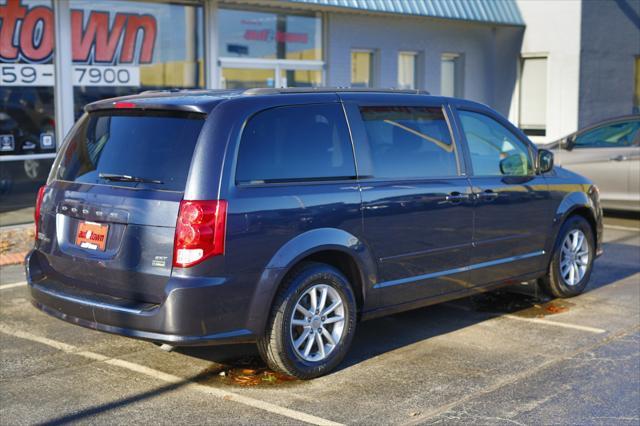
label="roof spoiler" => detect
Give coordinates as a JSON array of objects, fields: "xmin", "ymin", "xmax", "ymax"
[{"xmin": 85, "ymin": 100, "xmax": 208, "ymax": 115}]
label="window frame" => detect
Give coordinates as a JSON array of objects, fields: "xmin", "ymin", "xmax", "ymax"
[
  {"xmin": 342, "ymin": 100, "xmax": 465, "ymax": 182},
  {"xmin": 453, "ymin": 105, "xmax": 537, "ymax": 178},
  {"xmin": 233, "ymin": 102, "xmax": 358, "ymax": 186}
]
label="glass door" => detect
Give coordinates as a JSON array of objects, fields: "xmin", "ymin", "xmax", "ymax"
[
  {"xmin": 219, "ymin": 59, "xmax": 323, "ymax": 89},
  {"xmin": 280, "ymin": 68, "xmax": 322, "ymax": 88}
]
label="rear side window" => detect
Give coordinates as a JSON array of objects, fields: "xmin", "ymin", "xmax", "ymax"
[
  {"xmin": 359, "ymin": 106, "xmax": 458, "ymax": 179},
  {"xmin": 56, "ymin": 112, "xmax": 204, "ymax": 191},
  {"xmin": 236, "ymin": 104, "xmax": 356, "ymax": 184}
]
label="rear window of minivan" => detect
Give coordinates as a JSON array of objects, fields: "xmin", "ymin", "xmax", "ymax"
[{"xmin": 55, "ymin": 111, "xmax": 204, "ymax": 191}]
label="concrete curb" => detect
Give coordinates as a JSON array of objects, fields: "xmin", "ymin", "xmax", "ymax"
[{"xmin": 0, "ymin": 222, "xmax": 33, "ymax": 231}]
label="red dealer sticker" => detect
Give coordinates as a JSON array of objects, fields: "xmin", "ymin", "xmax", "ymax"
[{"xmin": 75, "ymin": 221, "xmax": 108, "ymax": 251}]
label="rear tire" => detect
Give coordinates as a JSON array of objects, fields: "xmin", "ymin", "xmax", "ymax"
[
  {"xmin": 540, "ymin": 215, "xmax": 594, "ymax": 298},
  {"xmin": 257, "ymin": 262, "xmax": 357, "ymax": 379}
]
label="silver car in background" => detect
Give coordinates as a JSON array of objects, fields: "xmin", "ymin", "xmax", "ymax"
[{"xmin": 545, "ymin": 115, "xmax": 640, "ymax": 212}]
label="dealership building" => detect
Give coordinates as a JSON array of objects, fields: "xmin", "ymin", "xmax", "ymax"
[{"xmin": 1, "ymin": 0, "xmax": 639, "ymax": 224}]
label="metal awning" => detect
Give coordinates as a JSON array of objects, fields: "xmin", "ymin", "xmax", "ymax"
[{"xmin": 284, "ymin": 0, "xmax": 524, "ymax": 26}]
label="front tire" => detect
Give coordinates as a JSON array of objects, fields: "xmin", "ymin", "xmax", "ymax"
[
  {"xmin": 257, "ymin": 262, "xmax": 357, "ymax": 379},
  {"xmin": 541, "ymin": 215, "xmax": 595, "ymax": 298}
]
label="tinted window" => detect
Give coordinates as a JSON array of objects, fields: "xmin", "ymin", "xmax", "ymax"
[
  {"xmin": 55, "ymin": 112, "xmax": 204, "ymax": 191},
  {"xmin": 236, "ymin": 104, "xmax": 356, "ymax": 183},
  {"xmin": 359, "ymin": 106, "xmax": 457, "ymax": 179},
  {"xmin": 574, "ymin": 120, "xmax": 640, "ymax": 148},
  {"xmin": 458, "ymin": 110, "xmax": 533, "ymax": 176}
]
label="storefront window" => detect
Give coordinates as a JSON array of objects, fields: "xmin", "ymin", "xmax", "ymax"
[
  {"xmin": 1, "ymin": 0, "xmax": 56, "ymax": 224},
  {"xmin": 218, "ymin": 8, "xmax": 322, "ymax": 89},
  {"xmin": 222, "ymin": 68, "xmax": 275, "ymax": 89},
  {"xmin": 280, "ymin": 69, "xmax": 322, "ymax": 88},
  {"xmin": 218, "ymin": 9, "xmax": 321, "ymax": 61},
  {"xmin": 70, "ymin": 0, "xmax": 205, "ymax": 118}
]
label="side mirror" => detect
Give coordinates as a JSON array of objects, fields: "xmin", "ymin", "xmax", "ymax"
[
  {"xmin": 538, "ymin": 149, "xmax": 554, "ymax": 173},
  {"xmin": 499, "ymin": 153, "xmax": 527, "ymax": 176},
  {"xmin": 562, "ymin": 136, "xmax": 575, "ymax": 151}
]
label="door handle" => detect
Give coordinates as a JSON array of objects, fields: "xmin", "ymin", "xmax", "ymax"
[
  {"xmin": 609, "ymin": 155, "xmax": 628, "ymax": 162},
  {"xmin": 477, "ymin": 189, "xmax": 499, "ymax": 201},
  {"xmin": 445, "ymin": 192, "xmax": 470, "ymax": 203}
]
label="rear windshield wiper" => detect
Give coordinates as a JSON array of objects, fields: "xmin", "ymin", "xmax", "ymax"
[{"xmin": 99, "ymin": 173, "xmax": 164, "ymax": 185}]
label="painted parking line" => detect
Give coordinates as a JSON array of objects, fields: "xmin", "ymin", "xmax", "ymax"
[
  {"xmin": 443, "ymin": 303, "xmax": 607, "ymax": 334},
  {"xmin": 502, "ymin": 314, "xmax": 606, "ymax": 334},
  {"xmin": 0, "ymin": 325, "xmax": 343, "ymax": 426},
  {"xmin": 0, "ymin": 281, "xmax": 27, "ymax": 291}
]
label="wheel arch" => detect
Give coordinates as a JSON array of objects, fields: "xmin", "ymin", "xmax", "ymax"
[
  {"xmin": 548, "ymin": 190, "xmax": 602, "ymax": 258},
  {"xmin": 246, "ymin": 228, "xmax": 377, "ymax": 336}
]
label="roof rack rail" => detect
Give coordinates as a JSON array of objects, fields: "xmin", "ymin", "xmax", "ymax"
[
  {"xmin": 242, "ymin": 87, "xmax": 430, "ymax": 95},
  {"xmin": 139, "ymin": 88, "xmax": 190, "ymax": 94},
  {"xmin": 139, "ymin": 88, "xmax": 242, "ymax": 95}
]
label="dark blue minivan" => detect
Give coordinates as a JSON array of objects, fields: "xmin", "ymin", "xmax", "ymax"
[{"xmin": 27, "ymin": 89, "xmax": 603, "ymax": 378}]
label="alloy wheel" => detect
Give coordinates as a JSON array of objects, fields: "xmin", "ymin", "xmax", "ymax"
[
  {"xmin": 560, "ymin": 229, "xmax": 590, "ymax": 286},
  {"xmin": 290, "ymin": 284, "xmax": 346, "ymax": 362}
]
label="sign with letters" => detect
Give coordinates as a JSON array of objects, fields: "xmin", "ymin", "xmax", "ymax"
[{"xmin": 0, "ymin": 0, "xmax": 156, "ymax": 86}]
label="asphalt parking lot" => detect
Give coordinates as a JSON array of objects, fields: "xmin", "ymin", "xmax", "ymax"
[{"xmin": 1, "ymin": 215, "xmax": 638, "ymax": 425}]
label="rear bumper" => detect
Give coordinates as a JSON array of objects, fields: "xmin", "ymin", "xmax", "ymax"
[{"xmin": 26, "ymin": 250, "xmax": 257, "ymax": 346}]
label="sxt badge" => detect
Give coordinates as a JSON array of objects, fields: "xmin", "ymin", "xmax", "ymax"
[{"xmin": 152, "ymin": 256, "xmax": 167, "ymax": 267}]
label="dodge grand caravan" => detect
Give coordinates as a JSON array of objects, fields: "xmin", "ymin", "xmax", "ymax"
[{"xmin": 27, "ymin": 88, "xmax": 603, "ymax": 378}]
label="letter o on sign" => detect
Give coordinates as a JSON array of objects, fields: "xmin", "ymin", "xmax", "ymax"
[{"xmin": 19, "ymin": 6, "xmax": 54, "ymax": 62}]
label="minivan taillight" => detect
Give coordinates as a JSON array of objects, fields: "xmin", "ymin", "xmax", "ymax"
[
  {"xmin": 173, "ymin": 200, "xmax": 228, "ymax": 268},
  {"xmin": 34, "ymin": 185, "xmax": 46, "ymax": 240}
]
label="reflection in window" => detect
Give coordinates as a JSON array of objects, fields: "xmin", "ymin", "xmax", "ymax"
[
  {"xmin": 280, "ymin": 69, "xmax": 322, "ymax": 88},
  {"xmin": 458, "ymin": 110, "xmax": 532, "ymax": 177},
  {"xmin": 0, "ymin": 0, "xmax": 56, "ymax": 156},
  {"xmin": 360, "ymin": 107, "xmax": 458, "ymax": 179},
  {"xmin": 70, "ymin": 1, "xmax": 205, "ymax": 119},
  {"xmin": 0, "ymin": 0, "xmax": 57, "ymax": 222},
  {"xmin": 218, "ymin": 9, "xmax": 321, "ymax": 61},
  {"xmin": 222, "ymin": 68, "xmax": 275, "ymax": 89}
]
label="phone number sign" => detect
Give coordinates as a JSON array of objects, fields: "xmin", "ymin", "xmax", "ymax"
[
  {"xmin": 0, "ymin": 64, "xmax": 140, "ymax": 87},
  {"xmin": 0, "ymin": 0, "xmax": 156, "ymax": 86}
]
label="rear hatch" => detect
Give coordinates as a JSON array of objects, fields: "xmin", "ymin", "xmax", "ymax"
[{"xmin": 36, "ymin": 109, "xmax": 205, "ymax": 304}]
